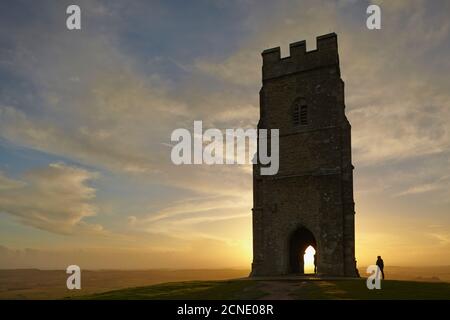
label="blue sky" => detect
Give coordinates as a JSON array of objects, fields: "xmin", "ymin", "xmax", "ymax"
[{"xmin": 0, "ymin": 0, "xmax": 449, "ymax": 269}]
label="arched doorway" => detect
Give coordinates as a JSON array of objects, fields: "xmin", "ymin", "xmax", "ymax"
[{"xmin": 289, "ymin": 227, "xmax": 317, "ymax": 274}]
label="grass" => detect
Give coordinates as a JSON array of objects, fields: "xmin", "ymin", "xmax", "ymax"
[
  {"xmin": 79, "ymin": 280, "xmax": 266, "ymax": 300},
  {"xmin": 291, "ymin": 279, "xmax": 450, "ymax": 300},
  {"xmin": 77, "ymin": 278, "xmax": 450, "ymax": 300},
  {"xmin": 3, "ymin": 268, "xmax": 450, "ymax": 299}
]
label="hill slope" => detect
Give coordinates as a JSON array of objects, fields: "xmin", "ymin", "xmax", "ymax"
[{"xmin": 80, "ymin": 279, "xmax": 450, "ymax": 300}]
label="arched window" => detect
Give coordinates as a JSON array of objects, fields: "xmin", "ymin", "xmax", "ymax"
[
  {"xmin": 293, "ymin": 98, "xmax": 308, "ymax": 126},
  {"xmin": 300, "ymin": 105, "xmax": 308, "ymax": 125}
]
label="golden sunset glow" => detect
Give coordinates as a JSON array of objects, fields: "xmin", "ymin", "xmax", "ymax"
[
  {"xmin": 304, "ymin": 246, "xmax": 316, "ymax": 274},
  {"xmin": 0, "ymin": 0, "xmax": 449, "ymax": 272}
]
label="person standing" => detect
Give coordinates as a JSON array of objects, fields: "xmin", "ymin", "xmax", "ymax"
[
  {"xmin": 376, "ymin": 255, "xmax": 385, "ymax": 279},
  {"xmin": 313, "ymin": 253, "xmax": 317, "ymax": 274}
]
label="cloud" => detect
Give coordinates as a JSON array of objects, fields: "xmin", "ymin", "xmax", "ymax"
[
  {"xmin": 192, "ymin": 0, "xmax": 450, "ymax": 168},
  {"xmin": 133, "ymin": 194, "xmax": 251, "ymax": 240},
  {"xmin": 0, "ymin": 238, "xmax": 251, "ymax": 269},
  {"xmin": 396, "ymin": 175, "xmax": 450, "ymax": 197},
  {"xmin": 0, "ymin": 0, "xmax": 449, "ymax": 268},
  {"xmin": 2, "ymin": 1, "xmax": 448, "ymax": 173},
  {"xmin": 194, "ymin": 50, "xmax": 259, "ymax": 86},
  {"xmin": 0, "ymin": 163, "xmax": 103, "ymax": 235},
  {"xmin": 0, "ymin": 172, "xmax": 25, "ymax": 190},
  {"xmin": 428, "ymin": 232, "xmax": 450, "ymax": 245},
  {"xmin": 0, "ymin": 0, "xmax": 256, "ymax": 199}
]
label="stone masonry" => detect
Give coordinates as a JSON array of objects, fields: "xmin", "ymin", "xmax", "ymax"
[{"xmin": 251, "ymin": 33, "xmax": 358, "ymax": 277}]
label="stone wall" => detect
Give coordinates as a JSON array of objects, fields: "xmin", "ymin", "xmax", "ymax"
[{"xmin": 251, "ymin": 33, "xmax": 357, "ymax": 277}]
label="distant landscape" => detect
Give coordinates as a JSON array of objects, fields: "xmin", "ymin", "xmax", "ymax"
[
  {"xmin": 0, "ymin": 268, "xmax": 248, "ymax": 299},
  {"xmin": 1, "ymin": 266, "xmax": 450, "ymax": 299}
]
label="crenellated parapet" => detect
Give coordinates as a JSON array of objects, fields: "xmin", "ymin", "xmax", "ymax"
[{"xmin": 262, "ymin": 33, "xmax": 339, "ymax": 81}]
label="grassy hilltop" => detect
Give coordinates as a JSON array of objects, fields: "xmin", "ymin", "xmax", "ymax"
[
  {"xmin": 81, "ymin": 279, "xmax": 450, "ymax": 300},
  {"xmin": 2, "ymin": 268, "xmax": 450, "ymax": 300}
]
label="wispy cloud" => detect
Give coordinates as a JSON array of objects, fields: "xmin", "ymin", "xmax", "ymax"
[
  {"xmin": 428, "ymin": 232, "xmax": 450, "ymax": 245},
  {"xmin": 396, "ymin": 175, "xmax": 450, "ymax": 197},
  {"xmin": 0, "ymin": 163, "xmax": 103, "ymax": 235},
  {"xmin": 0, "ymin": 0, "xmax": 449, "ymax": 268}
]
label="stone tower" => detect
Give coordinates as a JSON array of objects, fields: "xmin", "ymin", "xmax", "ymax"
[{"xmin": 251, "ymin": 33, "xmax": 357, "ymax": 277}]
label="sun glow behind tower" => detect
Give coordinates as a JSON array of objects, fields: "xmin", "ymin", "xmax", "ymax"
[{"xmin": 304, "ymin": 245, "xmax": 316, "ymax": 274}]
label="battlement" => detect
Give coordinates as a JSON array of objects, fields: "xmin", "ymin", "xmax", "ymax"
[{"xmin": 262, "ymin": 33, "xmax": 339, "ymax": 81}]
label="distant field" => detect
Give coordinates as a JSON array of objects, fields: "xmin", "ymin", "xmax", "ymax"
[
  {"xmin": 0, "ymin": 269, "xmax": 249, "ymax": 299},
  {"xmin": 371, "ymin": 265, "xmax": 450, "ymax": 283},
  {"xmin": 1, "ymin": 266, "xmax": 450, "ymax": 299}
]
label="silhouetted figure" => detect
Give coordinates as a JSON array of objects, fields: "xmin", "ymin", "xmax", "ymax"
[
  {"xmin": 354, "ymin": 259, "xmax": 360, "ymax": 278},
  {"xmin": 313, "ymin": 253, "xmax": 317, "ymax": 274},
  {"xmin": 376, "ymin": 255, "xmax": 385, "ymax": 279}
]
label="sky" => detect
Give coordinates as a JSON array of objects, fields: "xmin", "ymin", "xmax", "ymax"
[{"xmin": 0, "ymin": 0, "xmax": 449, "ymax": 269}]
